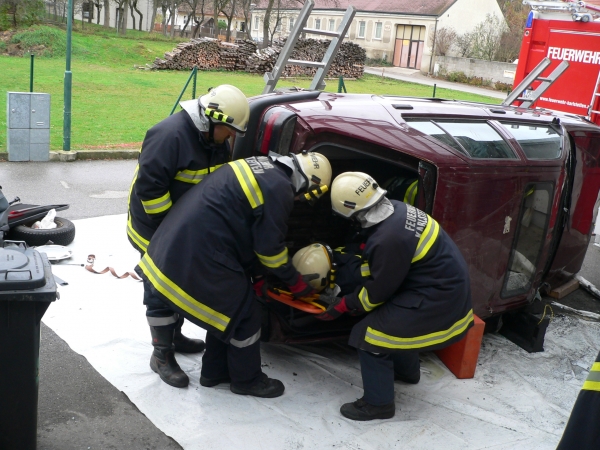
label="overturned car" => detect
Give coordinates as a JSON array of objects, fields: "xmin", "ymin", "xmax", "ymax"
[{"xmin": 232, "ymin": 90, "xmax": 600, "ymax": 345}]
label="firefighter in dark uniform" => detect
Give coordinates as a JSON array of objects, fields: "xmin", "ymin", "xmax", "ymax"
[
  {"xmin": 317, "ymin": 171, "xmax": 473, "ymax": 421},
  {"xmin": 135, "ymin": 151, "xmax": 332, "ymax": 398},
  {"xmin": 556, "ymin": 349, "xmax": 600, "ymax": 449},
  {"xmin": 127, "ymin": 85, "xmax": 250, "ymax": 388}
]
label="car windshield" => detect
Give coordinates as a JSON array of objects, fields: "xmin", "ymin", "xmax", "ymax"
[
  {"xmin": 408, "ymin": 120, "xmax": 516, "ymax": 159},
  {"xmin": 498, "ymin": 123, "xmax": 562, "ymax": 159}
]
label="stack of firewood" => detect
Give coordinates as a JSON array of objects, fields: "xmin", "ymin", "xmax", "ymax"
[{"xmin": 146, "ymin": 37, "xmax": 365, "ymax": 79}]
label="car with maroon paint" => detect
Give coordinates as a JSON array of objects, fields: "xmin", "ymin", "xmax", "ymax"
[{"xmin": 232, "ymin": 90, "xmax": 600, "ymax": 345}]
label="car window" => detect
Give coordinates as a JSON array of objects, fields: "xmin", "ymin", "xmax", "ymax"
[
  {"xmin": 408, "ymin": 120, "xmax": 516, "ymax": 159},
  {"xmin": 435, "ymin": 121, "xmax": 516, "ymax": 159},
  {"xmin": 407, "ymin": 121, "xmax": 465, "ymax": 154},
  {"xmin": 498, "ymin": 123, "xmax": 562, "ymax": 159}
]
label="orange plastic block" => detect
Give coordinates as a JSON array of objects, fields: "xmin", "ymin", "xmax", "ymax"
[{"xmin": 434, "ymin": 314, "xmax": 485, "ymax": 379}]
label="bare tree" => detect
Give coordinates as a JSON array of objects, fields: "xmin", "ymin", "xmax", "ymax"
[
  {"xmin": 213, "ymin": 0, "xmax": 230, "ymax": 38},
  {"xmin": 454, "ymin": 31, "xmax": 474, "ymax": 58},
  {"xmin": 431, "ymin": 27, "xmax": 456, "ymax": 56},
  {"xmin": 129, "ymin": 0, "xmax": 143, "ymax": 30},
  {"xmin": 470, "ymin": 14, "xmax": 507, "ymax": 61},
  {"xmin": 221, "ymin": 0, "xmax": 243, "ymax": 40},
  {"xmin": 103, "ymin": 0, "xmax": 110, "ymax": 28}
]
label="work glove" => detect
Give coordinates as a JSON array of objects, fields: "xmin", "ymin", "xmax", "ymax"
[
  {"xmin": 315, "ymin": 296, "xmax": 349, "ymax": 321},
  {"xmin": 252, "ymin": 277, "xmax": 267, "ymax": 298},
  {"xmin": 288, "ymin": 273, "xmax": 319, "ymax": 299}
]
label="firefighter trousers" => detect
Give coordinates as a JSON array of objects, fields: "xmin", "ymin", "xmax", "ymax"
[
  {"xmin": 143, "ymin": 279, "xmax": 180, "ymax": 328},
  {"xmin": 201, "ymin": 300, "xmax": 263, "ymax": 386},
  {"xmin": 359, "ymin": 350, "xmax": 420, "ymax": 406}
]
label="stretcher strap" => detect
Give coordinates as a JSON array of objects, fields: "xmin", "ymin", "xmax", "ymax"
[
  {"xmin": 266, "ymin": 289, "xmax": 326, "ymax": 314},
  {"xmin": 85, "ymin": 254, "xmax": 142, "ymax": 281}
]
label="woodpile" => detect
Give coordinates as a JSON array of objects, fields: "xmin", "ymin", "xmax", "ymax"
[{"xmin": 146, "ymin": 37, "xmax": 365, "ymax": 79}]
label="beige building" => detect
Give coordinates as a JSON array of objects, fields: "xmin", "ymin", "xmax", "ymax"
[{"xmin": 252, "ymin": 0, "xmax": 504, "ymax": 73}]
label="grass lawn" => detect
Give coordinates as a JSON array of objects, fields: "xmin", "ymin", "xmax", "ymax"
[{"xmin": 0, "ymin": 25, "xmax": 502, "ymax": 151}]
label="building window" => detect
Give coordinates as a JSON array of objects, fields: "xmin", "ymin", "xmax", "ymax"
[
  {"xmin": 315, "ymin": 18, "xmax": 321, "ymax": 30},
  {"xmin": 358, "ymin": 20, "xmax": 365, "ymax": 38},
  {"xmin": 374, "ymin": 22, "xmax": 382, "ymax": 39},
  {"xmin": 254, "ymin": 16, "xmax": 259, "ymax": 30},
  {"xmin": 329, "ymin": 19, "xmax": 335, "ymax": 31}
]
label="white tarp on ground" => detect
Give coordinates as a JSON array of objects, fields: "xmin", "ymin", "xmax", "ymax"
[{"xmin": 43, "ymin": 214, "xmax": 600, "ymax": 450}]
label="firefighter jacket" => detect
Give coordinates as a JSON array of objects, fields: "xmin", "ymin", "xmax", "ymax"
[
  {"xmin": 135, "ymin": 156, "xmax": 301, "ymax": 341},
  {"xmin": 345, "ymin": 200, "xmax": 474, "ymax": 353},
  {"xmin": 557, "ymin": 349, "xmax": 600, "ymax": 450},
  {"xmin": 127, "ymin": 110, "xmax": 230, "ymax": 254}
]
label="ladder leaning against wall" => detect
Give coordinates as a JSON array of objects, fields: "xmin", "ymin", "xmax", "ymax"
[{"xmin": 262, "ymin": 0, "xmax": 356, "ymax": 94}]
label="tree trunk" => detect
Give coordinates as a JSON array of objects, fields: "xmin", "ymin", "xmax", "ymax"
[
  {"xmin": 261, "ymin": 0, "xmax": 274, "ymax": 48},
  {"xmin": 162, "ymin": 4, "xmax": 167, "ymax": 36},
  {"xmin": 169, "ymin": 3, "xmax": 176, "ymax": 38},
  {"xmin": 149, "ymin": 0, "xmax": 157, "ymax": 33},
  {"xmin": 103, "ymin": 0, "xmax": 110, "ymax": 28},
  {"xmin": 121, "ymin": 1, "xmax": 128, "ymax": 34},
  {"xmin": 129, "ymin": 0, "xmax": 136, "ymax": 30},
  {"xmin": 213, "ymin": 4, "xmax": 219, "ymax": 39}
]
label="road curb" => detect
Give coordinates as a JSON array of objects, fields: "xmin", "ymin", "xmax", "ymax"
[{"xmin": 0, "ymin": 150, "xmax": 139, "ymax": 162}]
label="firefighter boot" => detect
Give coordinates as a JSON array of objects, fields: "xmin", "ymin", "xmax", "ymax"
[
  {"xmin": 173, "ymin": 317, "xmax": 206, "ymax": 353},
  {"xmin": 149, "ymin": 325, "xmax": 189, "ymax": 388},
  {"xmin": 230, "ymin": 373, "xmax": 285, "ymax": 398},
  {"xmin": 340, "ymin": 397, "xmax": 395, "ymax": 421}
]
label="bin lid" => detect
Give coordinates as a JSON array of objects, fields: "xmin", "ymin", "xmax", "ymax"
[{"xmin": 0, "ymin": 247, "xmax": 47, "ymax": 291}]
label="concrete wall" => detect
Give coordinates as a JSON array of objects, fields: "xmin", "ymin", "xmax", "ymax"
[{"xmin": 435, "ymin": 55, "xmax": 517, "ymax": 84}]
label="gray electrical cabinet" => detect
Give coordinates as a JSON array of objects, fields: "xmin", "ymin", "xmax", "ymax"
[{"xmin": 7, "ymin": 92, "xmax": 51, "ymax": 162}]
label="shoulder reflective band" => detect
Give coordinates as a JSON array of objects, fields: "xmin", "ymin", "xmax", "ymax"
[
  {"xmin": 230, "ymin": 329, "xmax": 261, "ymax": 348},
  {"xmin": 365, "ymin": 309, "xmax": 474, "ymax": 350},
  {"xmin": 412, "ymin": 215, "xmax": 440, "ymax": 263},
  {"xmin": 582, "ymin": 362, "xmax": 600, "ymax": 392},
  {"xmin": 358, "ymin": 286, "xmax": 383, "ymax": 312},
  {"xmin": 141, "ymin": 191, "xmax": 172, "ymax": 215},
  {"xmin": 205, "ymin": 107, "xmax": 234, "ymax": 124},
  {"xmin": 174, "ymin": 164, "xmax": 224, "ymax": 184},
  {"xmin": 229, "ymin": 160, "xmax": 264, "ymax": 209},
  {"xmin": 361, "ymin": 262, "xmax": 371, "ymax": 277},
  {"xmin": 256, "ymin": 248, "xmax": 289, "ymax": 269},
  {"xmin": 138, "ymin": 253, "xmax": 230, "ymax": 332},
  {"xmin": 127, "ymin": 216, "xmax": 149, "ymax": 253},
  {"xmin": 404, "ymin": 180, "xmax": 418, "ymax": 206}
]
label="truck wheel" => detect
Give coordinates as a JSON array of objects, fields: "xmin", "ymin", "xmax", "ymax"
[{"xmin": 8, "ymin": 217, "xmax": 76, "ymax": 247}]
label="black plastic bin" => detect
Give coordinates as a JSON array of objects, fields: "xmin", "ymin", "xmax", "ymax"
[{"xmin": 0, "ymin": 245, "xmax": 57, "ymax": 450}]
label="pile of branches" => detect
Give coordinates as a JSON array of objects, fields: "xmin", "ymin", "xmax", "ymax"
[{"xmin": 147, "ymin": 37, "xmax": 365, "ymax": 79}]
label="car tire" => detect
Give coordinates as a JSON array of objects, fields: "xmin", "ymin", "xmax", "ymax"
[{"xmin": 8, "ymin": 217, "xmax": 76, "ymax": 247}]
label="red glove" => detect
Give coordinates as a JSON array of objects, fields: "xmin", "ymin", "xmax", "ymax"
[
  {"xmin": 288, "ymin": 273, "xmax": 319, "ymax": 298},
  {"xmin": 315, "ymin": 296, "xmax": 349, "ymax": 321},
  {"xmin": 253, "ymin": 278, "xmax": 266, "ymax": 298}
]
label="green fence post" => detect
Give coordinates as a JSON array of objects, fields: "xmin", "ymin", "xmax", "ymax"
[
  {"xmin": 433, "ymin": 83, "xmax": 437, "ymax": 98},
  {"xmin": 170, "ymin": 67, "xmax": 199, "ymax": 116},
  {"xmin": 29, "ymin": 54, "xmax": 34, "ymax": 92},
  {"xmin": 192, "ymin": 66, "xmax": 197, "ymax": 99},
  {"xmin": 63, "ymin": 0, "xmax": 73, "ymax": 151}
]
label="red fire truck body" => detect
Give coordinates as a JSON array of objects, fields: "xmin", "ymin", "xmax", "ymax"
[{"xmin": 514, "ymin": 9, "xmax": 600, "ymax": 124}]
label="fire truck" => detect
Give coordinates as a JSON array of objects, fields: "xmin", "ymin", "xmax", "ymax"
[{"xmin": 512, "ymin": 0, "xmax": 600, "ymax": 124}]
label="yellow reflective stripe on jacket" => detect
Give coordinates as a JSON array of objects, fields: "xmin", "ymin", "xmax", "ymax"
[
  {"xmin": 229, "ymin": 160, "xmax": 264, "ymax": 209},
  {"xmin": 138, "ymin": 253, "xmax": 230, "ymax": 332},
  {"xmin": 127, "ymin": 216, "xmax": 149, "ymax": 253},
  {"xmin": 256, "ymin": 248, "xmax": 289, "ymax": 269},
  {"xmin": 412, "ymin": 215, "xmax": 440, "ymax": 263},
  {"xmin": 126, "ymin": 164, "xmax": 149, "ymax": 253},
  {"xmin": 358, "ymin": 287, "xmax": 384, "ymax": 312},
  {"xmin": 582, "ymin": 362, "xmax": 600, "ymax": 392},
  {"xmin": 141, "ymin": 191, "xmax": 172, "ymax": 215},
  {"xmin": 174, "ymin": 164, "xmax": 224, "ymax": 184},
  {"xmin": 404, "ymin": 180, "xmax": 418, "ymax": 206},
  {"xmin": 361, "ymin": 262, "xmax": 371, "ymax": 277},
  {"xmin": 365, "ymin": 309, "xmax": 474, "ymax": 350}
]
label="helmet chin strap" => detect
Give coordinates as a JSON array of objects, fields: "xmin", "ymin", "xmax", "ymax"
[{"xmin": 207, "ymin": 120, "xmax": 215, "ymax": 144}]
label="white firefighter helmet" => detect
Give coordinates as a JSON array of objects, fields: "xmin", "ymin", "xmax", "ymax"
[
  {"xmin": 292, "ymin": 151, "xmax": 332, "ymax": 191},
  {"xmin": 330, "ymin": 172, "xmax": 387, "ymax": 219},
  {"xmin": 199, "ymin": 85, "xmax": 250, "ymax": 133},
  {"xmin": 292, "ymin": 243, "xmax": 333, "ymax": 292}
]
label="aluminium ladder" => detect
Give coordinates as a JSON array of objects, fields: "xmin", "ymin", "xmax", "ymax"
[
  {"xmin": 588, "ymin": 71, "xmax": 600, "ymax": 124},
  {"xmin": 502, "ymin": 57, "xmax": 570, "ymax": 108},
  {"xmin": 262, "ymin": 0, "xmax": 356, "ymax": 94}
]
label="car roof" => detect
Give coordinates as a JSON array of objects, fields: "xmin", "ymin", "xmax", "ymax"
[{"xmin": 277, "ymin": 92, "xmax": 592, "ymax": 167}]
